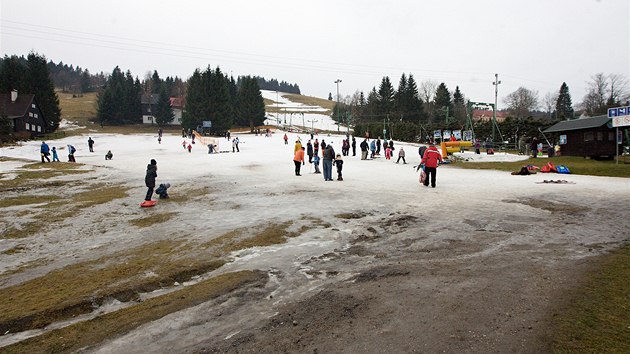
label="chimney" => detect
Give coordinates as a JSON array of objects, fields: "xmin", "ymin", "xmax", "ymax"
[{"xmin": 11, "ymin": 90, "xmax": 18, "ymax": 102}]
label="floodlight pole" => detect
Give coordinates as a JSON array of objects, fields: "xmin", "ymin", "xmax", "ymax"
[
  {"xmin": 335, "ymin": 79, "xmax": 342, "ymax": 132},
  {"xmin": 492, "ymin": 73, "xmax": 501, "ymax": 143}
]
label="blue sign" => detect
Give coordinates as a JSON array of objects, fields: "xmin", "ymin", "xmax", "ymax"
[
  {"xmin": 202, "ymin": 120, "xmax": 212, "ymax": 128},
  {"xmin": 608, "ymin": 106, "xmax": 630, "ymax": 118}
]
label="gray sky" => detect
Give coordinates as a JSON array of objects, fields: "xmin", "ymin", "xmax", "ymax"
[{"xmin": 1, "ymin": 0, "xmax": 629, "ymax": 109}]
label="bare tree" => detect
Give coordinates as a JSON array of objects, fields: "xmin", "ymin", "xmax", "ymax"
[
  {"xmin": 420, "ymin": 80, "xmax": 438, "ymax": 123},
  {"xmin": 608, "ymin": 73, "xmax": 630, "ymax": 105},
  {"xmin": 542, "ymin": 92, "xmax": 558, "ymax": 118},
  {"xmin": 503, "ymin": 87, "xmax": 539, "ymax": 120}
]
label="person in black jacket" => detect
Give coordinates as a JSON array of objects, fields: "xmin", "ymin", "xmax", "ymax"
[
  {"xmin": 323, "ymin": 144, "xmax": 336, "ymax": 181},
  {"xmin": 351, "ymin": 136, "xmax": 356, "ymax": 156},
  {"xmin": 306, "ymin": 140, "xmax": 314, "ymax": 163},
  {"xmin": 360, "ymin": 139, "xmax": 369, "ymax": 160},
  {"xmin": 145, "ymin": 159, "xmax": 158, "ymax": 201}
]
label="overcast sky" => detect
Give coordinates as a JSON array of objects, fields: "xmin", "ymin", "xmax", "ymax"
[{"xmin": 1, "ymin": 0, "xmax": 628, "ymax": 109}]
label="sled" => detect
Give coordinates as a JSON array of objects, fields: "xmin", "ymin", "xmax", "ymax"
[
  {"xmin": 419, "ymin": 169, "xmax": 427, "ymax": 184},
  {"xmin": 140, "ymin": 200, "xmax": 157, "ymax": 208}
]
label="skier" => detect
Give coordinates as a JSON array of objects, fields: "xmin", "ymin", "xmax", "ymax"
[{"xmin": 396, "ymin": 147, "xmax": 407, "ymax": 164}]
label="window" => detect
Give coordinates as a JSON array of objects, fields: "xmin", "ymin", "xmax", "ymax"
[
  {"xmin": 34, "ymin": 113, "xmax": 38, "ymax": 118},
  {"xmin": 29, "ymin": 112, "xmax": 34, "ymax": 117},
  {"xmin": 37, "ymin": 126, "xmax": 41, "ymax": 132},
  {"xmin": 584, "ymin": 131, "xmax": 594, "ymax": 142},
  {"xmin": 32, "ymin": 104, "xmax": 36, "ymax": 108},
  {"xmin": 26, "ymin": 123, "xmax": 30, "ymax": 130}
]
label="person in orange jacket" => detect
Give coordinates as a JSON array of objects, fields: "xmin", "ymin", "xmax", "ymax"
[
  {"xmin": 421, "ymin": 143, "xmax": 443, "ymax": 188},
  {"xmin": 293, "ymin": 147, "xmax": 305, "ymax": 176}
]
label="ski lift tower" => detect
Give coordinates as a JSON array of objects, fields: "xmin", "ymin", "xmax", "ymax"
[{"xmin": 467, "ymin": 101, "xmax": 504, "ymax": 143}]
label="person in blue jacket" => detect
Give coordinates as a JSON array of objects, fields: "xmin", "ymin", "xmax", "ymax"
[{"xmin": 40, "ymin": 142, "xmax": 50, "ymax": 162}]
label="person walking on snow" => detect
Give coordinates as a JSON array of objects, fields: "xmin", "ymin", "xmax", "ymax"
[
  {"xmin": 323, "ymin": 143, "xmax": 335, "ymax": 181},
  {"xmin": 145, "ymin": 159, "xmax": 158, "ymax": 201},
  {"xmin": 396, "ymin": 147, "xmax": 407, "ymax": 164},
  {"xmin": 313, "ymin": 154, "xmax": 321, "ymax": 174},
  {"xmin": 351, "ymin": 136, "xmax": 356, "ymax": 156},
  {"xmin": 306, "ymin": 140, "xmax": 314, "ymax": 163},
  {"xmin": 360, "ymin": 139, "xmax": 369, "ymax": 160},
  {"xmin": 313, "ymin": 139, "xmax": 320, "ymax": 156},
  {"xmin": 421, "ymin": 143, "xmax": 443, "ymax": 188},
  {"xmin": 187, "ymin": 143, "xmax": 192, "ymax": 153},
  {"xmin": 87, "ymin": 137, "xmax": 95, "ymax": 152},
  {"xmin": 370, "ymin": 140, "xmax": 376, "ymax": 159},
  {"xmin": 334, "ymin": 154, "xmax": 344, "ymax": 181},
  {"xmin": 284, "ymin": 133, "xmax": 289, "ymax": 145},
  {"xmin": 40, "ymin": 141, "xmax": 51, "ymax": 162},
  {"xmin": 293, "ymin": 147, "xmax": 305, "ymax": 176},
  {"xmin": 51, "ymin": 147, "xmax": 59, "ymax": 162}
]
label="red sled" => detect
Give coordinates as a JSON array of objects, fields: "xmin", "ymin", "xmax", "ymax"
[{"xmin": 140, "ymin": 200, "xmax": 157, "ymax": 208}]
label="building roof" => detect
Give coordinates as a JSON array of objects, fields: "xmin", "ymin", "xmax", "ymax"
[
  {"xmin": 543, "ymin": 115, "xmax": 610, "ymax": 133},
  {"xmin": 0, "ymin": 93, "xmax": 35, "ymax": 118},
  {"xmin": 169, "ymin": 97, "xmax": 184, "ymax": 108}
]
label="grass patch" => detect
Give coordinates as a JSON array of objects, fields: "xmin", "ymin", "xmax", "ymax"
[
  {"xmin": 551, "ymin": 244, "xmax": 630, "ymax": 352},
  {"xmin": 130, "ymin": 211, "xmax": 178, "ymax": 228},
  {"xmin": 58, "ymin": 92, "xmax": 97, "ymax": 127},
  {"xmin": 282, "ymin": 94, "xmax": 335, "ymax": 111},
  {"xmin": 1, "ymin": 270, "xmax": 265, "ymax": 354},
  {"xmin": 452, "ymin": 156, "xmax": 630, "ymax": 178},
  {"xmin": 0, "ymin": 239, "xmax": 226, "ymax": 334},
  {"xmin": 0, "ymin": 195, "xmax": 59, "ymax": 209}
]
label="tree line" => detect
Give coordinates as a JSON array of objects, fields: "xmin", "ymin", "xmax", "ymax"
[{"xmin": 246, "ymin": 76, "xmax": 300, "ymax": 94}]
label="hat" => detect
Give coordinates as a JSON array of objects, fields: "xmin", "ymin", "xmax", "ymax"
[{"xmin": 150, "ymin": 159, "xmax": 157, "ymax": 165}]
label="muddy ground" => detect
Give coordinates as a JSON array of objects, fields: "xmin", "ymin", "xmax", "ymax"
[{"xmin": 1, "ymin": 156, "xmax": 628, "ymax": 353}]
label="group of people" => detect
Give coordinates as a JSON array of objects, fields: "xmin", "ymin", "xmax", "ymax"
[
  {"xmin": 292, "ymin": 138, "xmax": 343, "ymax": 181},
  {"xmin": 39, "ymin": 139, "xmax": 88, "ymax": 163}
]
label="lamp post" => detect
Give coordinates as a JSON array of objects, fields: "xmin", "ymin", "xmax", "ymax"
[
  {"xmin": 335, "ymin": 79, "xmax": 342, "ymax": 132},
  {"xmin": 492, "ymin": 73, "xmax": 501, "ymax": 143},
  {"xmin": 308, "ymin": 119, "xmax": 318, "ymax": 133}
]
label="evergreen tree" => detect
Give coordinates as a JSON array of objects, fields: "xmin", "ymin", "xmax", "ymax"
[
  {"xmin": 452, "ymin": 86, "xmax": 466, "ymax": 124},
  {"xmin": 0, "ymin": 55, "xmax": 28, "ymax": 93},
  {"xmin": 377, "ymin": 76, "xmax": 395, "ymax": 116},
  {"xmin": 154, "ymin": 86, "xmax": 174, "ymax": 126},
  {"xmin": 433, "ymin": 83, "xmax": 452, "ymax": 123},
  {"xmin": 237, "ymin": 76, "xmax": 266, "ymax": 131},
  {"xmin": 395, "ymin": 73, "xmax": 408, "ymax": 117},
  {"xmin": 555, "ymin": 82, "xmax": 574, "ymax": 120},
  {"xmin": 97, "ymin": 66, "xmax": 142, "ymax": 125},
  {"xmin": 405, "ymin": 74, "xmax": 425, "ymax": 123},
  {"xmin": 26, "ymin": 53, "xmax": 61, "ymax": 130},
  {"xmin": 80, "ymin": 69, "xmax": 91, "ymax": 93},
  {"xmin": 181, "ymin": 69, "xmax": 206, "ymax": 129},
  {"xmin": 151, "ymin": 70, "xmax": 162, "ymax": 93}
]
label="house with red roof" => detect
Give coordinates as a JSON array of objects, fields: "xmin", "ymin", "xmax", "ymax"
[{"xmin": 472, "ymin": 109, "xmax": 507, "ymax": 123}]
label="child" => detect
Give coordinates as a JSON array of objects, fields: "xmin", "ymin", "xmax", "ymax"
[
  {"xmin": 51, "ymin": 147, "xmax": 60, "ymax": 162},
  {"xmin": 385, "ymin": 146, "xmax": 392, "ymax": 160},
  {"xmin": 313, "ymin": 154, "xmax": 321, "ymax": 174},
  {"xmin": 182, "ymin": 140, "xmax": 187, "ymax": 149},
  {"xmin": 155, "ymin": 183, "xmax": 171, "ymax": 199},
  {"xmin": 334, "ymin": 154, "xmax": 343, "ymax": 181},
  {"xmin": 396, "ymin": 147, "xmax": 406, "ymax": 164},
  {"xmin": 187, "ymin": 143, "xmax": 192, "ymax": 153},
  {"xmin": 105, "ymin": 150, "xmax": 113, "ymax": 160}
]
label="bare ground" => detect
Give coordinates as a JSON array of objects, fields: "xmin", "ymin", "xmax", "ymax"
[{"xmin": 1, "ymin": 160, "xmax": 628, "ymax": 353}]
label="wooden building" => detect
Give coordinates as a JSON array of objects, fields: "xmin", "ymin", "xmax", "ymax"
[
  {"xmin": 0, "ymin": 90, "xmax": 48, "ymax": 137},
  {"xmin": 543, "ymin": 115, "xmax": 620, "ymax": 158}
]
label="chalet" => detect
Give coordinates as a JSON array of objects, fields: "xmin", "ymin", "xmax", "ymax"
[
  {"xmin": 141, "ymin": 94, "xmax": 184, "ymax": 125},
  {"xmin": 0, "ymin": 90, "xmax": 47, "ymax": 137},
  {"xmin": 472, "ymin": 109, "xmax": 507, "ymax": 123},
  {"xmin": 141, "ymin": 93, "xmax": 159, "ymax": 124},
  {"xmin": 543, "ymin": 115, "xmax": 621, "ymax": 158},
  {"xmin": 169, "ymin": 97, "xmax": 184, "ymax": 126}
]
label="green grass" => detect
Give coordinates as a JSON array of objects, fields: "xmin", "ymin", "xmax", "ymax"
[
  {"xmin": 452, "ymin": 156, "xmax": 630, "ymax": 178},
  {"xmin": 551, "ymin": 244, "xmax": 630, "ymax": 352}
]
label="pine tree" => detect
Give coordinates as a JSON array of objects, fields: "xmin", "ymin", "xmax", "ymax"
[
  {"xmin": 433, "ymin": 83, "xmax": 452, "ymax": 123},
  {"xmin": 0, "ymin": 55, "xmax": 28, "ymax": 93},
  {"xmin": 80, "ymin": 69, "xmax": 91, "ymax": 93},
  {"xmin": 395, "ymin": 73, "xmax": 408, "ymax": 117},
  {"xmin": 452, "ymin": 86, "xmax": 466, "ymax": 124},
  {"xmin": 237, "ymin": 76, "xmax": 266, "ymax": 131},
  {"xmin": 151, "ymin": 70, "xmax": 162, "ymax": 93},
  {"xmin": 378, "ymin": 76, "xmax": 395, "ymax": 116},
  {"xmin": 154, "ymin": 86, "xmax": 174, "ymax": 126},
  {"xmin": 405, "ymin": 74, "xmax": 425, "ymax": 123},
  {"xmin": 181, "ymin": 69, "xmax": 206, "ymax": 130},
  {"xmin": 555, "ymin": 82, "xmax": 574, "ymax": 120},
  {"xmin": 26, "ymin": 53, "xmax": 61, "ymax": 130}
]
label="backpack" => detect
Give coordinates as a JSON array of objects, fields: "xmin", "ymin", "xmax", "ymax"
[{"xmin": 556, "ymin": 165, "xmax": 570, "ymax": 174}]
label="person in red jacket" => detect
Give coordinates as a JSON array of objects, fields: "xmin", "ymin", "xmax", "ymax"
[
  {"xmin": 293, "ymin": 147, "xmax": 305, "ymax": 176},
  {"xmin": 421, "ymin": 143, "xmax": 443, "ymax": 188}
]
